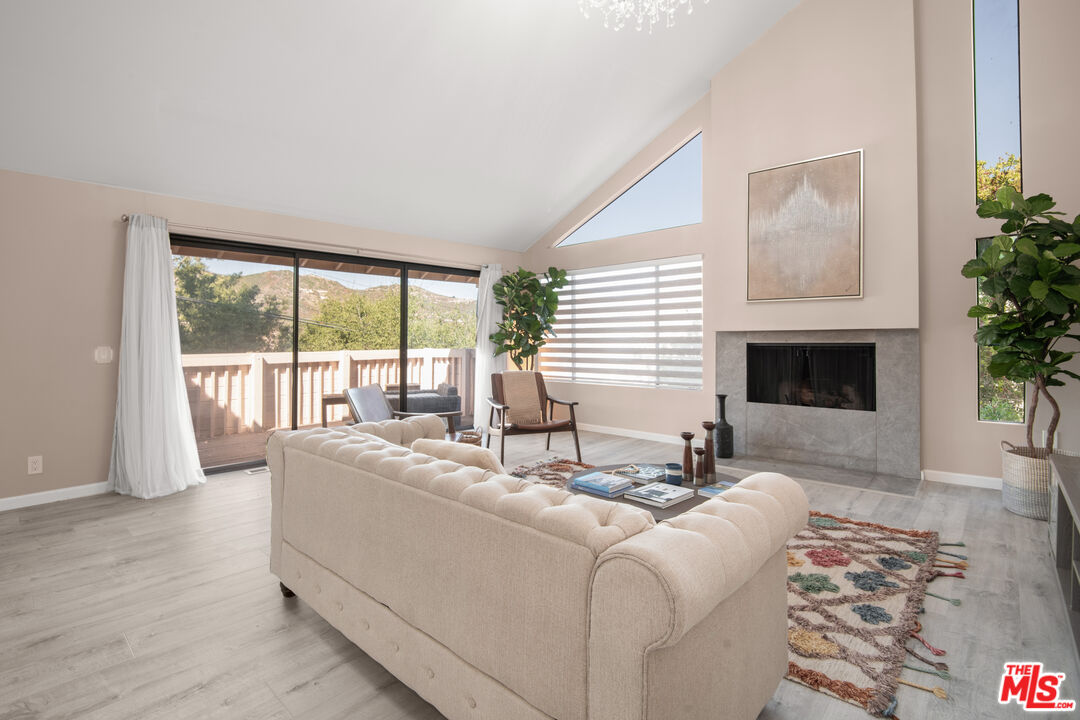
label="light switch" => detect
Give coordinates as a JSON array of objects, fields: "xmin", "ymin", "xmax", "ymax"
[{"xmin": 94, "ymin": 346, "xmax": 114, "ymax": 364}]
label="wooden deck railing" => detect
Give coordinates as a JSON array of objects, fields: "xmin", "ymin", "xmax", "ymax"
[{"xmin": 182, "ymin": 348, "xmax": 476, "ymax": 444}]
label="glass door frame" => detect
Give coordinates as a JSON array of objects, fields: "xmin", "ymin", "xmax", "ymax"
[{"xmin": 170, "ymin": 234, "xmax": 480, "ymax": 472}]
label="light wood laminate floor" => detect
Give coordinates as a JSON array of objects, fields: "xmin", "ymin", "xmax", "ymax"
[{"xmin": 0, "ymin": 430, "xmax": 1075, "ymax": 719}]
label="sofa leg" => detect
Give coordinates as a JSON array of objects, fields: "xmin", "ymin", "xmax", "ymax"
[
  {"xmin": 546, "ymin": 432, "xmax": 552, "ymax": 450},
  {"xmin": 279, "ymin": 582, "xmax": 296, "ymax": 598}
]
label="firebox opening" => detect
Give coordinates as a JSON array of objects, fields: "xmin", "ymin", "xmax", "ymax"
[{"xmin": 746, "ymin": 343, "xmax": 876, "ymax": 412}]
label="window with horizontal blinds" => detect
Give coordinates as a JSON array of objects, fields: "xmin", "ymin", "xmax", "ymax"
[{"xmin": 539, "ymin": 256, "xmax": 703, "ymax": 390}]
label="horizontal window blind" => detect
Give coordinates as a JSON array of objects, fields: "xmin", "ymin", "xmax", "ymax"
[{"xmin": 539, "ymin": 255, "xmax": 703, "ymax": 390}]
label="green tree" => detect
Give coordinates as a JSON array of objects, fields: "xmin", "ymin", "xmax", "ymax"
[
  {"xmin": 299, "ymin": 292, "xmax": 401, "ymax": 351},
  {"xmin": 299, "ymin": 287, "xmax": 476, "ymax": 351},
  {"xmin": 976, "ymin": 153, "xmax": 1021, "ymax": 203},
  {"xmin": 407, "ymin": 289, "xmax": 475, "ymax": 349},
  {"xmin": 174, "ymin": 257, "xmax": 286, "ymax": 353}
]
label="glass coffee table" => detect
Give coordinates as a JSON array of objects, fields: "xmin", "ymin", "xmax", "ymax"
[{"xmin": 566, "ymin": 463, "xmax": 741, "ymax": 522}]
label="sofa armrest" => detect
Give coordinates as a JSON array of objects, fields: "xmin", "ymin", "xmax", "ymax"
[
  {"xmin": 267, "ymin": 430, "xmax": 290, "ymax": 576},
  {"xmin": 587, "ymin": 472, "xmax": 807, "ymax": 720}
]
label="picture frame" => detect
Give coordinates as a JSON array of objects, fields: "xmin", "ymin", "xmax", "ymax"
[{"xmin": 746, "ymin": 149, "xmax": 863, "ymax": 302}]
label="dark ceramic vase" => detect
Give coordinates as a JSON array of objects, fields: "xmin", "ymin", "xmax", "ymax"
[{"xmin": 715, "ymin": 394, "xmax": 734, "ymax": 459}]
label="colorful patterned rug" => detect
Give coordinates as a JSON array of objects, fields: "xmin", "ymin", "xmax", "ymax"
[
  {"xmin": 509, "ymin": 458, "xmax": 594, "ymax": 488},
  {"xmin": 786, "ymin": 512, "xmax": 965, "ymax": 717}
]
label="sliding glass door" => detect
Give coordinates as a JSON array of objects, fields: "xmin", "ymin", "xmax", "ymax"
[
  {"xmin": 171, "ymin": 244, "xmax": 295, "ymax": 468},
  {"xmin": 406, "ymin": 268, "xmax": 479, "ymax": 429},
  {"xmin": 170, "ymin": 236, "xmax": 478, "ymax": 469},
  {"xmin": 298, "ymin": 258, "xmax": 402, "ymax": 428}
]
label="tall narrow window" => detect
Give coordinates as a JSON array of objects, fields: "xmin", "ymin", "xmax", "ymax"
[
  {"xmin": 976, "ymin": 237, "xmax": 1024, "ymax": 423},
  {"xmin": 557, "ymin": 134, "xmax": 703, "ymax": 246},
  {"xmin": 539, "ymin": 256, "xmax": 703, "ymax": 390},
  {"xmin": 973, "ymin": 0, "xmax": 1021, "ymax": 203}
]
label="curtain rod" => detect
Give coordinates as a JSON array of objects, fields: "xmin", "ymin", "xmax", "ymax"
[{"xmin": 120, "ymin": 214, "xmax": 483, "ymax": 270}]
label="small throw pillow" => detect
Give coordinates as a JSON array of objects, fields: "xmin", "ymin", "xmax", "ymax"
[{"xmin": 411, "ymin": 438, "xmax": 505, "ymax": 474}]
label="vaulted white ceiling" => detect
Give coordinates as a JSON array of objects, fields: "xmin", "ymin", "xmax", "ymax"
[{"xmin": 0, "ymin": 0, "xmax": 796, "ymax": 250}]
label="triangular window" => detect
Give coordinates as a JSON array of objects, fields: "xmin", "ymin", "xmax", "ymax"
[{"xmin": 557, "ymin": 133, "xmax": 703, "ymax": 247}]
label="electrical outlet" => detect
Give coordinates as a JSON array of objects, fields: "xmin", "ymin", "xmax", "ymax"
[{"xmin": 27, "ymin": 456, "xmax": 43, "ymax": 475}]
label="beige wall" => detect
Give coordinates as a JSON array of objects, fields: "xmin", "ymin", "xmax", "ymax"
[
  {"xmin": 917, "ymin": 0, "xmax": 1080, "ymax": 478},
  {"xmin": 0, "ymin": 170, "xmax": 522, "ymax": 500},
  {"xmin": 526, "ymin": 0, "xmax": 919, "ymax": 441}
]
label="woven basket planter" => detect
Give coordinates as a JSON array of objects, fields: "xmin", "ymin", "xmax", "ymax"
[{"xmin": 1000, "ymin": 441, "xmax": 1079, "ymax": 519}]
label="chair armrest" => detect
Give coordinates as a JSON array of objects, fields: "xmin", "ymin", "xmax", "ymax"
[
  {"xmin": 548, "ymin": 396, "xmax": 578, "ymax": 407},
  {"xmin": 486, "ymin": 397, "xmax": 509, "ymax": 410}
]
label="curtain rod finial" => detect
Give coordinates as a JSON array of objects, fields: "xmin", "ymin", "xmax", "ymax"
[{"xmin": 121, "ymin": 214, "xmax": 130, "ymax": 222}]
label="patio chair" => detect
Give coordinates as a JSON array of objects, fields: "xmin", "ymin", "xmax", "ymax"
[
  {"xmin": 485, "ymin": 370, "xmax": 581, "ymax": 464},
  {"xmin": 344, "ymin": 384, "xmax": 461, "ymax": 435}
]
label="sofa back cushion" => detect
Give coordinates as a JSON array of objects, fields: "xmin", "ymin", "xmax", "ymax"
[
  {"xmin": 276, "ymin": 428, "xmax": 653, "ymax": 720},
  {"xmin": 410, "ymin": 437, "xmax": 505, "ymax": 474},
  {"xmin": 346, "ymin": 414, "xmax": 445, "ymax": 446}
]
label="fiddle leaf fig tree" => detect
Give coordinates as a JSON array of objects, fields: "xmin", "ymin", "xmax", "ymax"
[
  {"xmin": 962, "ymin": 186, "xmax": 1080, "ymax": 453},
  {"xmin": 489, "ymin": 266, "xmax": 569, "ymax": 371}
]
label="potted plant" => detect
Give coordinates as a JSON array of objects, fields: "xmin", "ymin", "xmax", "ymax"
[
  {"xmin": 962, "ymin": 186, "xmax": 1080, "ymax": 518},
  {"xmin": 489, "ymin": 266, "xmax": 569, "ymax": 370}
]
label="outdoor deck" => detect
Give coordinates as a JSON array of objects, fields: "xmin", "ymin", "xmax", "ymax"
[{"xmin": 183, "ymin": 348, "xmax": 475, "ymax": 468}]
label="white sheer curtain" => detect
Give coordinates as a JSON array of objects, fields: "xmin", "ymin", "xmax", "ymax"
[
  {"xmin": 473, "ymin": 264, "xmax": 505, "ymax": 430},
  {"xmin": 109, "ymin": 214, "xmax": 205, "ymax": 498}
]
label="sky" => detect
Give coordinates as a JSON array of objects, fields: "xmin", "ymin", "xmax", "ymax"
[
  {"xmin": 559, "ymin": 133, "xmax": 703, "ymax": 246},
  {"xmin": 974, "ymin": 0, "xmax": 1021, "ymax": 166}
]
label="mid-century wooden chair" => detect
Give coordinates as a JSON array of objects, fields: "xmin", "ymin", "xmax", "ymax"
[
  {"xmin": 485, "ymin": 371, "xmax": 580, "ymax": 464},
  {"xmin": 344, "ymin": 384, "xmax": 461, "ymax": 435}
]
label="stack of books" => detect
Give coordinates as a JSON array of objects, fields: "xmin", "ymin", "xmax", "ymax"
[
  {"xmin": 697, "ymin": 479, "xmax": 739, "ymax": 498},
  {"xmin": 570, "ymin": 471, "xmax": 634, "ymax": 498},
  {"xmin": 624, "ymin": 482, "xmax": 695, "ymax": 508}
]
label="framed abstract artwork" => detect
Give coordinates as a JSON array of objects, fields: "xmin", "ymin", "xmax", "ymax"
[{"xmin": 746, "ymin": 149, "xmax": 863, "ymax": 301}]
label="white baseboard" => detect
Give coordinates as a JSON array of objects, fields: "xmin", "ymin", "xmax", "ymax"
[
  {"xmin": 576, "ymin": 423, "xmax": 684, "ymax": 446},
  {"xmin": 0, "ymin": 481, "xmax": 111, "ymax": 512},
  {"xmin": 922, "ymin": 469, "xmax": 1002, "ymax": 490}
]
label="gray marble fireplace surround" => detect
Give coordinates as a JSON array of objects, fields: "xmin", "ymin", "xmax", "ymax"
[{"xmin": 716, "ymin": 329, "xmax": 921, "ymax": 483}]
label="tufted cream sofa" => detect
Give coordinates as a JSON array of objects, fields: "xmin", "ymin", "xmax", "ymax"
[{"xmin": 267, "ymin": 427, "xmax": 808, "ymax": 720}]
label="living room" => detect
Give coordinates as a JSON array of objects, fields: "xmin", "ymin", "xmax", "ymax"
[{"xmin": 2, "ymin": 0, "xmax": 1079, "ymax": 718}]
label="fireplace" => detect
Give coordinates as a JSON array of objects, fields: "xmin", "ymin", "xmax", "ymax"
[
  {"xmin": 715, "ymin": 329, "xmax": 920, "ymax": 482},
  {"xmin": 746, "ymin": 343, "xmax": 875, "ymax": 412}
]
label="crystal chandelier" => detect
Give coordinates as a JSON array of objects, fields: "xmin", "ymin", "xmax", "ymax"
[{"xmin": 578, "ymin": 0, "xmax": 709, "ymax": 33}]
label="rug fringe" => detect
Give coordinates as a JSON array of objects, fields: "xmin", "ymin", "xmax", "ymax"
[
  {"xmin": 905, "ymin": 645, "xmax": 949, "ymax": 671},
  {"xmin": 925, "ymin": 591, "xmax": 962, "ymax": 606},
  {"xmin": 933, "ymin": 559, "xmax": 968, "ymax": 570},
  {"xmin": 911, "ymin": 631, "xmax": 946, "ymax": 656},
  {"xmin": 897, "ymin": 678, "xmax": 948, "ymax": 699},
  {"xmin": 903, "ymin": 663, "xmax": 950, "ymax": 680},
  {"xmin": 930, "ymin": 570, "xmax": 966, "ymax": 580}
]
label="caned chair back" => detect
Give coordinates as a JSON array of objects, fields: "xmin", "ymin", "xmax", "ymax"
[
  {"xmin": 491, "ymin": 371, "xmax": 549, "ymax": 425},
  {"xmin": 345, "ymin": 385, "xmax": 394, "ymax": 423}
]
